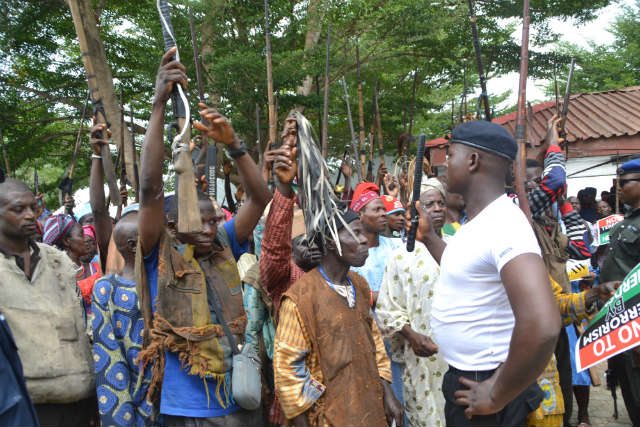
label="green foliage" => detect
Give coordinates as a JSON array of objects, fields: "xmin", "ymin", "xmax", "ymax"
[
  {"xmin": 545, "ymin": 1, "xmax": 640, "ymax": 96},
  {"xmin": 0, "ymin": 0, "xmax": 614, "ymax": 209}
]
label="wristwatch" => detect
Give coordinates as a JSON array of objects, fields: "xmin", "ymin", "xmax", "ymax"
[{"xmin": 227, "ymin": 141, "xmax": 247, "ymax": 159}]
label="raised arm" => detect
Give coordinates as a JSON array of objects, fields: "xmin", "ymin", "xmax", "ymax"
[
  {"xmin": 455, "ymin": 253, "xmax": 560, "ymax": 417},
  {"xmin": 259, "ymin": 146, "xmax": 297, "ymax": 305},
  {"xmin": 529, "ymin": 116, "xmax": 565, "ymax": 218},
  {"xmin": 89, "ymin": 122, "xmax": 113, "ymax": 269},
  {"xmin": 194, "ymin": 105, "xmax": 272, "ymax": 244},
  {"xmin": 139, "ymin": 47, "xmax": 187, "ymax": 255},
  {"xmin": 411, "ymin": 200, "xmax": 446, "ymax": 264}
]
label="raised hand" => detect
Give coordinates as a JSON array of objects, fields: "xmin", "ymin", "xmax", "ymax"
[
  {"xmin": 194, "ymin": 103, "xmax": 238, "ymax": 145},
  {"xmin": 376, "ymin": 164, "xmax": 388, "ymax": 182},
  {"xmin": 273, "ymin": 147, "xmax": 298, "ymax": 184},
  {"xmin": 384, "ymin": 173, "xmax": 400, "ymax": 198},
  {"xmin": 544, "ymin": 114, "xmax": 563, "ymax": 147},
  {"xmin": 90, "ymin": 120, "xmax": 111, "ymax": 156},
  {"xmin": 340, "ymin": 160, "xmax": 352, "ymax": 178},
  {"xmin": 405, "ymin": 201, "xmax": 434, "ymax": 244},
  {"xmin": 63, "ymin": 195, "xmax": 75, "ymax": 215},
  {"xmin": 153, "ymin": 46, "xmax": 188, "ymax": 105}
]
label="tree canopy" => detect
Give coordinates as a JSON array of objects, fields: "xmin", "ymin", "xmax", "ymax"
[
  {"xmin": 0, "ymin": 0, "xmax": 617, "ymax": 209},
  {"xmin": 545, "ymin": 0, "xmax": 640, "ymax": 96}
]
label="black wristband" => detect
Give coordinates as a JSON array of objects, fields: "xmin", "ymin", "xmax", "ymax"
[{"xmin": 227, "ymin": 141, "xmax": 247, "ymax": 159}]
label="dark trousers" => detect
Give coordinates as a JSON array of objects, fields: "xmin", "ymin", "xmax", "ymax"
[
  {"xmin": 34, "ymin": 394, "xmax": 98, "ymax": 427},
  {"xmin": 442, "ymin": 366, "xmax": 543, "ymax": 427},
  {"xmin": 610, "ymin": 351, "xmax": 640, "ymax": 427},
  {"xmin": 554, "ymin": 327, "xmax": 573, "ymax": 426}
]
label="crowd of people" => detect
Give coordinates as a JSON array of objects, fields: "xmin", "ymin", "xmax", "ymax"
[{"xmin": 1, "ymin": 48, "xmax": 640, "ymax": 427}]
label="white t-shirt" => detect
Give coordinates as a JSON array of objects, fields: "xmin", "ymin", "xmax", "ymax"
[{"xmin": 430, "ymin": 194, "xmax": 541, "ymax": 371}]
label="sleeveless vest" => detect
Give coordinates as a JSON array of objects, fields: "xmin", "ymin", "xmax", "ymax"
[
  {"xmin": 136, "ymin": 229, "xmax": 247, "ymax": 401},
  {"xmin": 533, "ymin": 216, "xmax": 571, "ymax": 292},
  {"xmin": 0, "ymin": 243, "xmax": 93, "ymax": 404},
  {"xmin": 283, "ymin": 268, "xmax": 387, "ymax": 427}
]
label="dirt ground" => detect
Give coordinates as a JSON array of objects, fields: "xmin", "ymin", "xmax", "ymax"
[{"xmin": 569, "ymin": 365, "xmax": 632, "ymax": 427}]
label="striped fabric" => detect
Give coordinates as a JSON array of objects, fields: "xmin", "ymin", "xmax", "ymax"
[
  {"xmin": 528, "ymin": 145, "xmax": 591, "ymax": 259},
  {"xmin": 560, "ymin": 209, "xmax": 591, "ymax": 259},
  {"xmin": 274, "ymin": 297, "xmax": 392, "ymax": 420},
  {"xmin": 550, "ymin": 276, "xmax": 587, "ymax": 327},
  {"xmin": 529, "ymin": 146, "xmax": 566, "ymax": 220},
  {"xmin": 42, "ymin": 214, "xmax": 76, "ymax": 246}
]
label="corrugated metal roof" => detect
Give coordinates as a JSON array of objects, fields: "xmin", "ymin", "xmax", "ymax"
[{"xmin": 427, "ymin": 86, "xmax": 640, "ymax": 147}]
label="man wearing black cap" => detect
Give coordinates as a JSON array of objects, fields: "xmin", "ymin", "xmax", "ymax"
[
  {"xmin": 601, "ymin": 157, "xmax": 640, "ymax": 425},
  {"xmin": 418, "ymin": 120, "xmax": 560, "ymax": 426}
]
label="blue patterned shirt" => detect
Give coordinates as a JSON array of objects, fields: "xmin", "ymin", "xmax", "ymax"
[{"xmin": 92, "ymin": 275, "xmax": 153, "ymax": 426}]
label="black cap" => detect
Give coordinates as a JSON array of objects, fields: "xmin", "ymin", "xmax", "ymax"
[
  {"xmin": 334, "ymin": 201, "xmax": 359, "ymax": 231},
  {"xmin": 451, "ymin": 120, "xmax": 518, "ymax": 161}
]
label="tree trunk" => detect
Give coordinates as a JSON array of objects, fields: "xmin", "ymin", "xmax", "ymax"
[
  {"xmin": 265, "ymin": 0, "xmax": 277, "ymax": 145},
  {"xmin": 296, "ymin": 0, "xmax": 324, "ymax": 99},
  {"xmin": 67, "ymin": 0, "xmax": 137, "ymax": 193},
  {"xmin": 199, "ymin": 12, "xmax": 222, "ymax": 107}
]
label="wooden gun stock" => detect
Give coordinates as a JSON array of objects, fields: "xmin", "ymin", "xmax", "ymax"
[{"xmin": 158, "ymin": 0, "xmax": 202, "ymax": 233}]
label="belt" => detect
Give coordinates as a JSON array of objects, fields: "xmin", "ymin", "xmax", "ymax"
[{"xmin": 447, "ymin": 365, "xmax": 497, "ymax": 382}]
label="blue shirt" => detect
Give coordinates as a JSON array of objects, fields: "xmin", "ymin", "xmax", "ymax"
[
  {"xmin": 351, "ymin": 236, "xmax": 402, "ymax": 292},
  {"xmin": 144, "ymin": 218, "xmax": 248, "ymax": 418}
]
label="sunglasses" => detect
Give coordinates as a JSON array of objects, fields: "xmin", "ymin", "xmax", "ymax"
[{"xmin": 619, "ymin": 177, "xmax": 640, "ymax": 187}]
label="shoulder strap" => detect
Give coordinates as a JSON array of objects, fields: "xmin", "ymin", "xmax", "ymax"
[{"xmin": 205, "ymin": 276, "xmax": 240, "ymax": 355}]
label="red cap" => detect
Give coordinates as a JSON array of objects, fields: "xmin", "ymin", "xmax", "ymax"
[
  {"xmin": 350, "ymin": 182, "xmax": 380, "ymax": 212},
  {"xmin": 381, "ymin": 195, "xmax": 404, "ymax": 214}
]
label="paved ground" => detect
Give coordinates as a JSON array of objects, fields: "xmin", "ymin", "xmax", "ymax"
[{"xmin": 568, "ymin": 365, "xmax": 631, "ymax": 427}]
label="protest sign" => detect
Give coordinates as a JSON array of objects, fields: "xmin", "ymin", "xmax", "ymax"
[
  {"xmin": 576, "ymin": 262, "xmax": 640, "ymax": 372},
  {"xmin": 595, "ymin": 214, "xmax": 624, "ymax": 246}
]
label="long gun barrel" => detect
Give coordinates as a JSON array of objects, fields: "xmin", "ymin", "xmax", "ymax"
[
  {"xmin": 58, "ymin": 91, "xmax": 90, "ymax": 206},
  {"xmin": 341, "ymin": 76, "xmax": 363, "ymax": 182},
  {"xmin": 255, "ymin": 103, "xmax": 262, "ymax": 164},
  {"xmin": 559, "ymin": 59, "xmax": 575, "ymax": 137},
  {"xmin": 130, "ymin": 103, "xmax": 139, "ymax": 202},
  {"xmin": 157, "ymin": 0, "xmax": 202, "ymax": 233},
  {"xmin": 321, "ymin": 24, "xmax": 331, "ymax": 158},
  {"xmin": 513, "ymin": 0, "xmax": 532, "ymax": 222},
  {"xmin": 406, "ymin": 134, "xmax": 426, "ymax": 252},
  {"xmin": 467, "ymin": 0, "xmax": 491, "ymax": 121},
  {"xmin": 374, "ymin": 79, "xmax": 384, "ymax": 163},
  {"xmin": 189, "ymin": 7, "xmax": 217, "ymax": 201}
]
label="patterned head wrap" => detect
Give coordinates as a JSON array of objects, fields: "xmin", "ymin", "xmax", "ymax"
[
  {"xmin": 82, "ymin": 224, "xmax": 97, "ymax": 241},
  {"xmin": 350, "ymin": 182, "xmax": 380, "ymax": 212},
  {"xmin": 43, "ymin": 214, "xmax": 77, "ymax": 246},
  {"xmin": 420, "ymin": 177, "xmax": 446, "ymax": 199},
  {"xmin": 73, "ymin": 202, "xmax": 93, "ymax": 222}
]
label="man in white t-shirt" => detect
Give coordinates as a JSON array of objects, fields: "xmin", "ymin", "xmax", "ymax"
[{"xmin": 415, "ymin": 120, "xmax": 561, "ymax": 426}]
